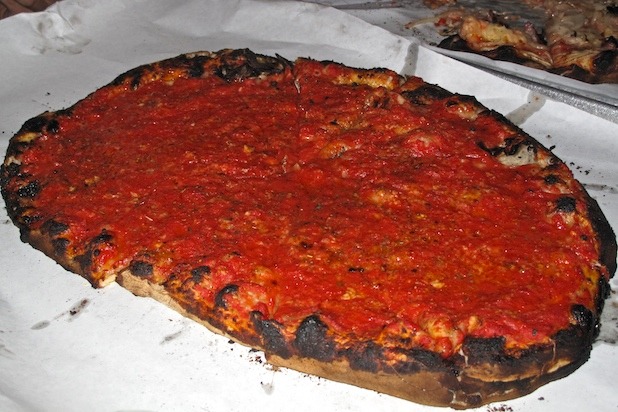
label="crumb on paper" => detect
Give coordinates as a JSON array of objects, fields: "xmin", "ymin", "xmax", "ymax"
[{"xmin": 486, "ymin": 404, "xmax": 514, "ymax": 412}]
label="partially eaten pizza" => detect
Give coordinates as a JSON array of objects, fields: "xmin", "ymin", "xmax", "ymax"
[
  {"xmin": 1, "ymin": 49, "xmax": 616, "ymax": 409},
  {"xmin": 412, "ymin": 0, "xmax": 618, "ymax": 84}
]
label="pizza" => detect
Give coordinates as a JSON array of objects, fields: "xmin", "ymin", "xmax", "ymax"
[
  {"xmin": 411, "ymin": 0, "xmax": 618, "ymax": 84},
  {"xmin": 1, "ymin": 48, "xmax": 616, "ymax": 409}
]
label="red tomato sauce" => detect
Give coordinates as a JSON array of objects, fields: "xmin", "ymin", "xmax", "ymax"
[{"xmin": 20, "ymin": 60, "xmax": 604, "ymax": 357}]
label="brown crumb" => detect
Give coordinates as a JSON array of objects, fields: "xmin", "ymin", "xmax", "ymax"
[{"xmin": 487, "ymin": 405, "xmax": 513, "ymax": 412}]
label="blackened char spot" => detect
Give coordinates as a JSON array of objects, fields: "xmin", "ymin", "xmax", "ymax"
[
  {"xmin": 4, "ymin": 141, "xmax": 31, "ymax": 162},
  {"xmin": 389, "ymin": 348, "xmax": 444, "ymax": 374},
  {"xmin": 17, "ymin": 181, "xmax": 40, "ymax": 198},
  {"xmin": 401, "ymin": 84, "xmax": 452, "ymax": 105},
  {"xmin": 346, "ymin": 342, "xmax": 382, "ymax": 372},
  {"xmin": 440, "ymin": 35, "xmax": 549, "ymax": 70},
  {"xmin": 294, "ymin": 315, "xmax": 336, "ymax": 362},
  {"xmin": 52, "ymin": 238, "xmax": 69, "ymax": 256},
  {"xmin": 92, "ymin": 231, "xmax": 113, "ymax": 244},
  {"xmin": 1, "ymin": 162, "xmax": 21, "ymax": 179},
  {"xmin": 571, "ymin": 304, "xmax": 593, "ymax": 329},
  {"xmin": 553, "ymin": 323, "xmax": 594, "ymax": 366},
  {"xmin": 214, "ymin": 284, "xmax": 239, "ymax": 309},
  {"xmin": 42, "ymin": 219, "xmax": 69, "ymax": 236},
  {"xmin": 251, "ymin": 311, "xmax": 291, "ymax": 359},
  {"xmin": 46, "ymin": 119, "xmax": 60, "ymax": 134},
  {"xmin": 461, "ymin": 336, "xmax": 506, "ymax": 364},
  {"xmin": 110, "ymin": 65, "xmax": 148, "ymax": 90},
  {"xmin": 21, "ymin": 214, "xmax": 42, "ymax": 226},
  {"xmin": 158, "ymin": 53, "xmax": 213, "ymax": 78},
  {"xmin": 215, "ymin": 49, "xmax": 287, "ymax": 82},
  {"xmin": 20, "ymin": 115, "xmax": 49, "ymax": 134},
  {"xmin": 190, "ymin": 265, "xmax": 211, "ymax": 282},
  {"xmin": 544, "ymin": 174, "xmax": 560, "ymax": 185},
  {"xmin": 593, "ymin": 49, "xmax": 617, "ymax": 74},
  {"xmin": 556, "ymin": 196, "xmax": 576, "ymax": 213},
  {"xmin": 129, "ymin": 260, "xmax": 153, "ymax": 277},
  {"xmin": 477, "ymin": 136, "xmax": 527, "ymax": 157},
  {"xmin": 74, "ymin": 230, "xmax": 113, "ymax": 272},
  {"xmin": 186, "ymin": 60, "xmax": 205, "ymax": 78},
  {"xmin": 477, "ymin": 141, "xmax": 502, "ymax": 157}
]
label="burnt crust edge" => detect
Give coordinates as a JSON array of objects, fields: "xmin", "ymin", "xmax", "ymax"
[{"xmin": 438, "ymin": 35, "xmax": 618, "ymax": 84}]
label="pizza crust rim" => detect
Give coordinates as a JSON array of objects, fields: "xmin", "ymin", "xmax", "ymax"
[{"xmin": 4, "ymin": 222, "xmax": 609, "ymax": 409}]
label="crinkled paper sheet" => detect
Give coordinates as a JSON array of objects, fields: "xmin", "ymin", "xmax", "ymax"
[{"xmin": 0, "ymin": 1, "xmax": 617, "ymax": 411}]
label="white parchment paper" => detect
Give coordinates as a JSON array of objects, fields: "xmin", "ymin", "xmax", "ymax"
[{"xmin": 0, "ymin": 1, "xmax": 617, "ymax": 412}]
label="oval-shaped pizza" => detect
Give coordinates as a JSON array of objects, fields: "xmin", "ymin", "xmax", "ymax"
[{"xmin": 1, "ymin": 49, "xmax": 616, "ymax": 409}]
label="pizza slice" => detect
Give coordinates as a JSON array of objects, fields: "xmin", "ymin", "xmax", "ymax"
[
  {"xmin": 435, "ymin": 10, "xmax": 554, "ymax": 70},
  {"xmin": 424, "ymin": 1, "xmax": 618, "ymax": 83},
  {"xmin": 544, "ymin": 0, "xmax": 618, "ymax": 83}
]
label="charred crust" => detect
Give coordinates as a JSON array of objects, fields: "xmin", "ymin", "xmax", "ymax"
[
  {"xmin": 477, "ymin": 137, "xmax": 524, "ymax": 157},
  {"xmin": 593, "ymin": 49, "xmax": 617, "ymax": 74},
  {"xmin": 214, "ymin": 284, "xmax": 239, "ymax": 309},
  {"xmin": 439, "ymin": 35, "xmax": 618, "ymax": 83},
  {"xmin": 214, "ymin": 49, "xmax": 288, "ymax": 82},
  {"xmin": 474, "ymin": 109, "xmax": 539, "ymax": 160},
  {"xmin": 51, "ymin": 238, "xmax": 70, "ymax": 256},
  {"xmin": 394, "ymin": 348, "xmax": 449, "ymax": 373},
  {"xmin": 190, "ymin": 265, "xmax": 211, "ymax": 282},
  {"xmin": 20, "ymin": 114, "xmax": 51, "ymax": 134},
  {"xmin": 74, "ymin": 230, "xmax": 114, "ymax": 273},
  {"xmin": 294, "ymin": 314, "xmax": 336, "ymax": 362},
  {"xmin": 461, "ymin": 337, "xmax": 507, "ymax": 364},
  {"xmin": 550, "ymin": 65, "xmax": 593, "ymax": 83},
  {"xmin": 593, "ymin": 277, "xmax": 611, "ymax": 338},
  {"xmin": 1, "ymin": 162, "xmax": 21, "ymax": 179},
  {"xmin": 251, "ymin": 311, "xmax": 292, "ymax": 359},
  {"xmin": 544, "ymin": 174, "xmax": 560, "ymax": 185},
  {"xmin": 110, "ymin": 52, "xmax": 212, "ymax": 89},
  {"xmin": 585, "ymin": 194, "xmax": 617, "ymax": 276},
  {"xmin": 444, "ymin": 94, "xmax": 479, "ymax": 109},
  {"xmin": 92, "ymin": 230, "xmax": 113, "ymax": 244},
  {"xmin": 4, "ymin": 141, "xmax": 31, "ymax": 162},
  {"xmin": 401, "ymin": 84, "xmax": 451, "ymax": 105},
  {"xmin": 571, "ymin": 304, "xmax": 593, "ymax": 330},
  {"xmin": 438, "ymin": 36, "xmax": 547, "ymax": 69},
  {"xmin": 109, "ymin": 49, "xmax": 289, "ymax": 91},
  {"xmin": 17, "ymin": 181, "xmax": 40, "ymax": 198},
  {"xmin": 20, "ymin": 213, "xmax": 42, "ymax": 226},
  {"xmin": 129, "ymin": 260, "xmax": 154, "ymax": 277},
  {"xmin": 552, "ymin": 324, "xmax": 593, "ymax": 366},
  {"xmin": 41, "ymin": 219, "xmax": 69, "ymax": 236},
  {"xmin": 437, "ymin": 35, "xmax": 470, "ymax": 52},
  {"xmin": 46, "ymin": 119, "xmax": 60, "ymax": 134},
  {"xmin": 158, "ymin": 53, "xmax": 211, "ymax": 78},
  {"xmin": 550, "ymin": 62, "xmax": 618, "ymax": 84},
  {"xmin": 345, "ymin": 341, "xmax": 383, "ymax": 373},
  {"xmin": 112, "ymin": 66, "xmax": 148, "ymax": 90},
  {"xmin": 555, "ymin": 196, "xmax": 577, "ymax": 213}
]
